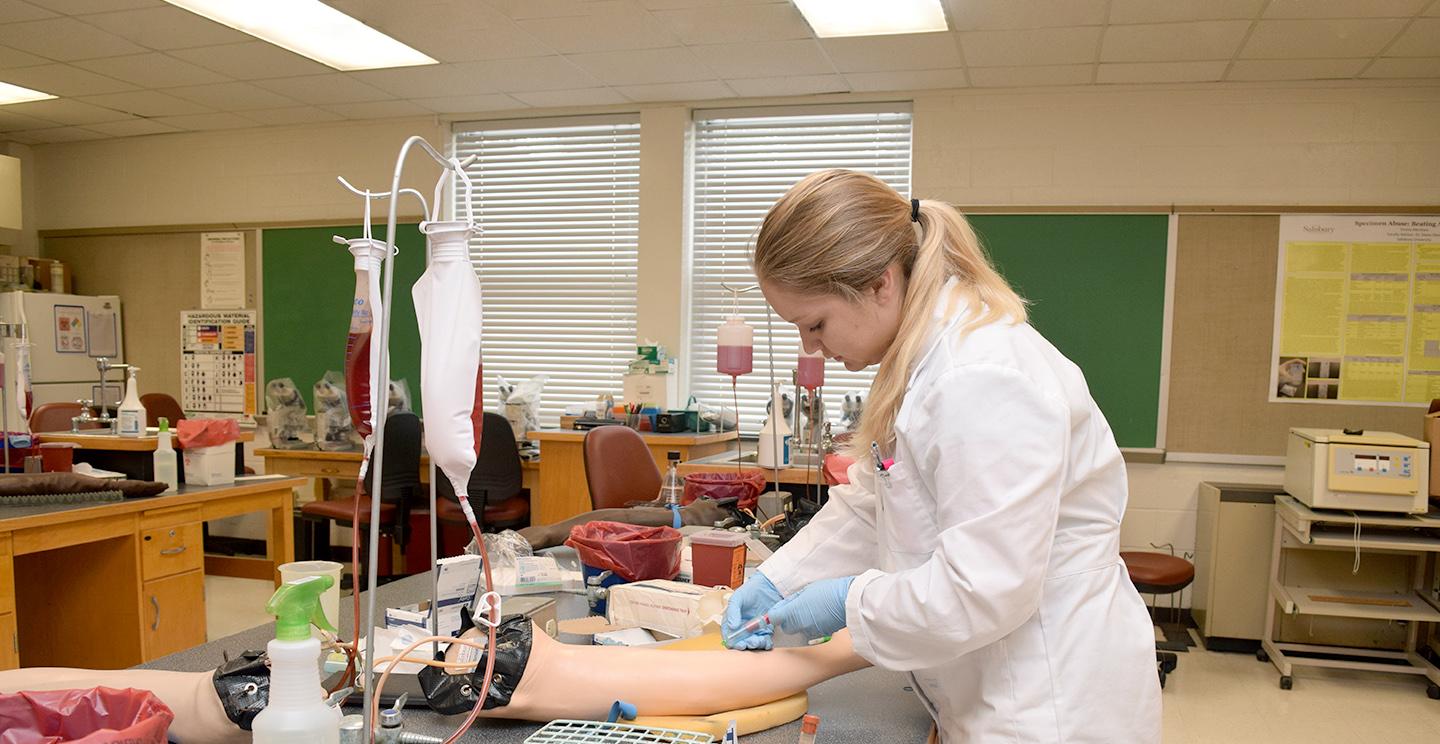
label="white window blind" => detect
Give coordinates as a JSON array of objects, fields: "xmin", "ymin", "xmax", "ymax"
[
  {"xmin": 454, "ymin": 116, "xmax": 640, "ymax": 427},
  {"xmin": 688, "ymin": 106, "xmax": 912, "ymax": 434}
]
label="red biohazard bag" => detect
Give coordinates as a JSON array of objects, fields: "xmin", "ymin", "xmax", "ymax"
[
  {"xmin": 682, "ymin": 471, "xmax": 767, "ymax": 511},
  {"xmin": 565, "ymin": 521, "xmax": 682, "ymax": 582},
  {"xmin": 0, "ymin": 687, "xmax": 173, "ymax": 744}
]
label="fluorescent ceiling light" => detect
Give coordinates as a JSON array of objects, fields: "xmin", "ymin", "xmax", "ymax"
[
  {"xmin": 163, "ymin": 0, "xmax": 437, "ymax": 71},
  {"xmin": 0, "ymin": 81, "xmax": 56, "ymax": 106},
  {"xmin": 793, "ymin": 0, "xmax": 948, "ymax": 38}
]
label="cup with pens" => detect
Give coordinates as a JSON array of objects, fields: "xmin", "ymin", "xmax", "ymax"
[{"xmin": 623, "ymin": 402, "xmax": 644, "ymax": 430}]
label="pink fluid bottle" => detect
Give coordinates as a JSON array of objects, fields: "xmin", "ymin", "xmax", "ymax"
[
  {"xmin": 797, "ymin": 348, "xmax": 824, "ymax": 389},
  {"xmin": 342, "ymin": 238, "xmax": 383, "ymax": 438},
  {"xmin": 717, "ymin": 315, "xmax": 754, "ymax": 377}
]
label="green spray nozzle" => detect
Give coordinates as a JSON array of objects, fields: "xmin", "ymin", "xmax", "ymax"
[
  {"xmin": 158, "ymin": 417, "xmax": 169, "ymax": 432},
  {"xmin": 265, "ymin": 575, "xmax": 337, "ymax": 641}
]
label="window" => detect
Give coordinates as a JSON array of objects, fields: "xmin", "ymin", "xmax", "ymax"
[
  {"xmin": 688, "ymin": 105, "xmax": 912, "ymax": 433},
  {"xmin": 454, "ymin": 116, "xmax": 640, "ymax": 427}
]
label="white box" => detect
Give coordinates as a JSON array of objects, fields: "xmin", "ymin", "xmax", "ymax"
[
  {"xmin": 605, "ymin": 579, "xmax": 731, "ymax": 640},
  {"xmin": 183, "ymin": 443, "xmax": 234, "ymax": 486},
  {"xmin": 622, "ymin": 372, "xmax": 679, "ymax": 409}
]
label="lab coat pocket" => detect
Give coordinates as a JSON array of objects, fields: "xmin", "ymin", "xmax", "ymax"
[{"xmin": 877, "ymin": 460, "xmax": 939, "ymax": 566}]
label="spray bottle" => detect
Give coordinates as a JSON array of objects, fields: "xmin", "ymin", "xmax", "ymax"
[
  {"xmin": 152, "ymin": 417, "xmax": 178, "ymax": 493},
  {"xmin": 117, "ymin": 367, "xmax": 146, "ymax": 437},
  {"xmin": 252, "ymin": 575, "xmax": 341, "ymax": 744}
]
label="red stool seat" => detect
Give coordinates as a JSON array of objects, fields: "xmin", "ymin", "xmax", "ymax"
[
  {"xmin": 1120, "ymin": 551, "xmax": 1194, "ymax": 594},
  {"xmin": 301, "ymin": 496, "xmax": 397, "ymax": 524}
]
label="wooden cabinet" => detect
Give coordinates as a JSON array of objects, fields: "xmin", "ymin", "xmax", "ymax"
[
  {"xmin": 142, "ymin": 571, "xmax": 206, "ymax": 660},
  {"xmin": 0, "ymin": 534, "xmax": 12, "ymax": 615},
  {"xmin": 141, "ymin": 522, "xmax": 204, "ymax": 580},
  {"xmin": 0, "ymin": 612, "xmax": 16, "ymax": 670}
]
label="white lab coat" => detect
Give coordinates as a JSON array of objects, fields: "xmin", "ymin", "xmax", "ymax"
[{"xmin": 761, "ymin": 282, "xmax": 1161, "ymax": 743}]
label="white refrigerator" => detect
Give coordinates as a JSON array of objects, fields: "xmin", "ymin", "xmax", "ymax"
[{"xmin": 0, "ymin": 291, "xmax": 125, "ymax": 431}]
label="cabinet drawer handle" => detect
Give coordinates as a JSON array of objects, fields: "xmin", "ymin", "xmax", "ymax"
[
  {"xmin": 160, "ymin": 546, "xmax": 187, "ymax": 556},
  {"xmin": 150, "ymin": 595, "xmax": 160, "ymax": 631}
]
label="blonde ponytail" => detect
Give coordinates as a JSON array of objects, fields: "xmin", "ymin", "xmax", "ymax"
[{"xmin": 752, "ymin": 169, "xmax": 1026, "ymax": 457}]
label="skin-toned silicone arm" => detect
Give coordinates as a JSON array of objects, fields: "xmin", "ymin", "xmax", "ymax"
[
  {"xmin": 0, "ymin": 667, "xmax": 247, "ymax": 744},
  {"xmin": 518, "ymin": 499, "xmax": 732, "ymax": 550}
]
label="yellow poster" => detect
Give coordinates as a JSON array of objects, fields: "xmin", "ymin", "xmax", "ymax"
[{"xmin": 1273, "ymin": 216, "xmax": 1440, "ymax": 405}]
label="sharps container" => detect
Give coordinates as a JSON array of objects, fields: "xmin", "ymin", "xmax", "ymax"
[{"xmin": 689, "ymin": 531, "xmax": 747, "ymax": 589}]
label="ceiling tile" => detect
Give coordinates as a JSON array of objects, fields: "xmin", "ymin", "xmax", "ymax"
[
  {"xmin": 453, "ymin": 57, "xmax": 601, "ymax": 93},
  {"xmin": 1109, "ymin": 0, "xmax": 1266, "ymax": 24},
  {"xmin": 614, "ymin": 80, "xmax": 734, "ymax": 102},
  {"xmin": 510, "ymin": 86, "xmax": 629, "ymax": 107},
  {"xmin": 0, "ymin": 63, "xmax": 134, "ymax": 95},
  {"xmin": 1101, "ymin": 21, "xmax": 1251, "ymax": 62},
  {"xmin": 352, "ymin": 64, "xmax": 500, "ymax": 98},
  {"xmin": 0, "ymin": 109, "xmax": 59, "ymax": 132},
  {"xmin": 1097, "ymin": 61, "xmax": 1227, "ymax": 84},
  {"xmin": 1242, "ymin": 19, "xmax": 1409, "ymax": 59},
  {"xmin": 1363, "ymin": 57, "xmax": 1440, "ymax": 77},
  {"xmin": 250, "ymin": 74, "xmax": 394, "ymax": 105},
  {"xmin": 0, "ymin": 17, "xmax": 144, "ymax": 61},
  {"xmin": 691, "ymin": 40, "xmax": 833, "ymax": 79},
  {"xmin": 14, "ymin": 126, "xmax": 110, "ymax": 144},
  {"xmin": 151, "ymin": 111, "xmax": 257, "ymax": 131},
  {"xmin": 164, "ymin": 81, "xmax": 299, "ymax": 110},
  {"xmin": 943, "ymin": 0, "xmax": 1108, "ymax": 31},
  {"xmin": 240, "ymin": 106, "xmax": 345, "ymax": 127},
  {"xmin": 0, "ymin": 2, "xmax": 60, "ymax": 24},
  {"xmin": 821, "ymin": 33, "xmax": 962, "ymax": 73},
  {"xmin": 1263, "ymin": 0, "xmax": 1429, "ymax": 19},
  {"xmin": 320, "ymin": 99, "xmax": 432, "ymax": 120},
  {"xmin": 1387, "ymin": 19, "xmax": 1440, "ymax": 57},
  {"xmin": 639, "ymin": 0, "xmax": 784, "ymax": 7},
  {"xmin": 1227, "ymin": 58, "xmax": 1368, "ymax": 80},
  {"xmin": 26, "ymin": 0, "xmax": 161, "ymax": 14},
  {"xmin": 568, "ymin": 47, "xmax": 713, "ymax": 85},
  {"xmin": 78, "ymin": 89, "xmax": 211, "ymax": 116},
  {"xmin": 516, "ymin": 11, "xmax": 679, "ymax": 54},
  {"xmin": 326, "ymin": 0, "xmax": 509, "ymax": 33},
  {"xmin": 651, "ymin": 4, "xmax": 812, "ymax": 45},
  {"xmin": 489, "ymin": 0, "xmax": 636, "ymax": 20},
  {"xmin": 73, "ymin": 52, "xmax": 228, "ymax": 88},
  {"xmin": 412, "ymin": 93, "xmax": 528, "ymax": 114},
  {"xmin": 390, "ymin": 23, "xmax": 557, "ymax": 64},
  {"xmin": 961, "ymin": 27, "xmax": 1101, "ymax": 67},
  {"xmin": 85, "ymin": 116, "xmax": 179, "ymax": 137},
  {"xmin": 844, "ymin": 68, "xmax": 969, "ymax": 92},
  {"xmin": 170, "ymin": 42, "xmax": 333, "ymax": 80},
  {"xmin": 3, "ymin": 96, "xmax": 129, "ymax": 124},
  {"xmin": 969, "ymin": 64, "xmax": 1092, "ymax": 87},
  {"xmin": 0, "ymin": 45, "xmax": 48, "ymax": 69},
  {"xmin": 726, "ymin": 74, "xmax": 848, "ymax": 97},
  {"xmin": 77, "ymin": 6, "xmax": 250, "ymax": 50}
]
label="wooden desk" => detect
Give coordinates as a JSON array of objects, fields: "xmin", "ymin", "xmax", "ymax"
[
  {"xmin": 255, "ymin": 448, "xmax": 540, "ymax": 502},
  {"xmin": 35, "ymin": 430, "xmax": 257, "ymax": 482},
  {"xmin": 527, "ymin": 428, "xmax": 738, "ymax": 525},
  {"xmin": 35, "ymin": 430, "xmax": 257, "ymax": 451},
  {"xmin": 677, "ymin": 449, "xmax": 827, "ymax": 486},
  {"xmin": 0, "ymin": 476, "xmax": 302, "ymax": 671}
]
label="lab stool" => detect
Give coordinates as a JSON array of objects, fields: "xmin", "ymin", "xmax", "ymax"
[{"xmin": 1121, "ymin": 551, "xmax": 1195, "ymax": 689}]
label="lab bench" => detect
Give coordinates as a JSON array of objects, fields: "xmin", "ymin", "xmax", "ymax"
[{"xmin": 141, "ymin": 571, "xmax": 935, "ymax": 742}]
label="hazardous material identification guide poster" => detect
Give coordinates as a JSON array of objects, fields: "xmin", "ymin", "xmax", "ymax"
[
  {"xmin": 1271, "ymin": 215, "xmax": 1440, "ymax": 405},
  {"xmin": 181, "ymin": 310, "xmax": 257, "ymax": 419}
]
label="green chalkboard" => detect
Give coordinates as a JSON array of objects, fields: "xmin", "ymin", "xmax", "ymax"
[
  {"xmin": 261, "ymin": 224, "xmax": 425, "ymax": 414},
  {"xmin": 968, "ymin": 215, "xmax": 1169, "ymax": 449}
]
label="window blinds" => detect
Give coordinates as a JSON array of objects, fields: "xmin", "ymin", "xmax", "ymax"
[
  {"xmin": 453, "ymin": 116, "xmax": 640, "ymax": 427},
  {"xmin": 688, "ymin": 106, "xmax": 913, "ymax": 434}
]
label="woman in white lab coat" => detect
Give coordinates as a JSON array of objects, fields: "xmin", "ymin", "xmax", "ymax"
[{"xmin": 723, "ymin": 169, "xmax": 1162, "ymax": 742}]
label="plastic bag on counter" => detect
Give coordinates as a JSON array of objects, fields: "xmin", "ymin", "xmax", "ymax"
[
  {"xmin": 176, "ymin": 417, "xmax": 240, "ymax": 449},
  {"xmin": 265, "ymin": 378, "xmax": 310, "ymax": 450},
  {"xmin": 497, "ymin": 375, "xmax": 546, "ymax": 443},
  {"xmin": 0, "ymin": 686, "xmax": 173, "ymax": 743},
  {"xmin": 313, "ymin": 371, "xmax": 361, "ymax": 452},
  {"xmin": 464, "ymin": 529, "xmax": 533, "ymax": 568},
  {"xmin": 564, "ymin": 521, "xmax": 682, "ymax": 582},
  {"xmin": 387, "ymin": 378, "xmax": 413, "ymax": 414},
  {"xmin": 683, "ymin": 470, "xmax": 766, "ymax": 511}
]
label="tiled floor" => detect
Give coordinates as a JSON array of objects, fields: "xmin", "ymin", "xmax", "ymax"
[{"xmin": 200, "ymin": 582, "xmax": 1440, "ymax": 741}]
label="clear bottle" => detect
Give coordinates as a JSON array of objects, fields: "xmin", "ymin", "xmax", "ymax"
[
  {"xmin": 716, "ymin": 315, "xmax": 753, "ymax": 377},
  {"xmin": 152, "ymin": 417, "xmax": 178, "ymax": 493},
  {"xmin": 797, "ymin": 348, "xmax": 824, "ymax": 389},
  {"xmin": 252, "ymin": 576, "xmax": 342, "ymax": 744},
  {"xmin": 797, "ymin": 714, "xmax": 820, "ymax": 744},
  {"xmin": 756, "ymin": 386, "xmax": 792, "ymax": 469},
  {"xmin": 116, "ymin": 367, "xmax": 146, "ymax": 437},
  {"xmin": 660, "ymin": 450, "xmax": 684, "ymax": 507}
]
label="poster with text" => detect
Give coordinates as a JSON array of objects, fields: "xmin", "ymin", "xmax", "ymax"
[
  {"xmin": 181, "ymin": 309, "xmax": 257, "ymax": 420},
  {"xmin": 1271, "ymin": 215, "xmax": 1440, "ymax": 405}
]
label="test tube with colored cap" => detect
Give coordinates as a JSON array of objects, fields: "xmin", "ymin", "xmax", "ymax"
[
  {"xmin": 798, "ymin": 713, "xmax": 820, "ymax": 744},
  {"xmin": 724, "ymin": 614, "xmax": 769, "ymax": 647}
]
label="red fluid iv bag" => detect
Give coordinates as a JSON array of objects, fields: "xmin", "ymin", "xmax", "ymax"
[{"xmin": 345, "ymin": 271, "xmax": 375, "ymax": 438}]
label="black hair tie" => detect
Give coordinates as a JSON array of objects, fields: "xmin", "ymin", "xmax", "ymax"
[{"xmin": 910, "ymin": 198, "xmax": 920, "ymax": 223}]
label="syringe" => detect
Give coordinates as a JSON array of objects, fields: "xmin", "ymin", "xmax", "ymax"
[{"xmin": 724, "ymin": 614, "xmax": 770, "ymax": 647}]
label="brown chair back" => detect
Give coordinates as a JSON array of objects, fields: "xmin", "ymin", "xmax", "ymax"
[
  {"xmin": 29, "ymin": 402, "xmax": 89, "ymax": 433},
  {"xmin": 583, "ymin": 425, "xmax": 661, "ymax": 510},
  {"xmin": 140, "ymin": 393, "xmax": 186, "ymax": 429}
]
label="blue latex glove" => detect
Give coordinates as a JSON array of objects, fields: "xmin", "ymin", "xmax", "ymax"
[
  {"xmin": 768, "ymin": 576, "xmax": 855, "ymax": 641},
  {"xmin": 722, "ymin": 570, "xmax": 784, "ymax": 651}
]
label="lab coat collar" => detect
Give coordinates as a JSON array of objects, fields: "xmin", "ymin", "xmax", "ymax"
[{"xmin": 906, "ymin": 277, "xmax": 970, "ymax": 389}]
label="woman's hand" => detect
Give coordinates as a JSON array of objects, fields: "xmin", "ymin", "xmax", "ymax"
[
  {"xmin": 722, "ymin": 571, "xmax": 784, "ymax": 650},
  {"xmin": 769, "ymin": 576, "xmax": 855, "ymax": 641}
]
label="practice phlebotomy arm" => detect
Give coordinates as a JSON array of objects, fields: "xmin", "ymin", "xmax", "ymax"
[{"xmin": 0, "ymin": 628, "xmax": 869, "ymax": 739}]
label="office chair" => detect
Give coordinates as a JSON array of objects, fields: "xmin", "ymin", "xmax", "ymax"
[
  {"xmin": 583, "ymin": 424, "xmax": 661, "ymax": 510},
  {"xmin": 29, "ymin": 402, "xmax": 99, "ymax": 433},
  {"xmin": 1120, "ymin": 550, "xmax": 1196, "ymax": 689},
  {"xmin": 299, "ymin": 412, "xmax": 423, "ymax": 581},
  {"xmin": 140, "ymin": 393, "xmax": 185, "ymax": 429},
  {"xmin": 435, "ymin": 412, "xmax": 530, "ymax": 554}
]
